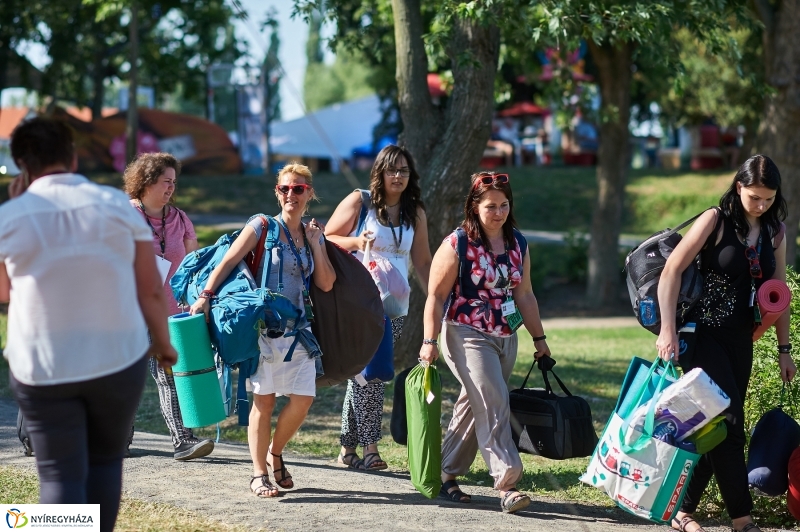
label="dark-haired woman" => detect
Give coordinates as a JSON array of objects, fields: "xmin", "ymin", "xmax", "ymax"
[
  {"xmin": 123, "ymin": 152, "xmax": 215, "ymax": 461},
  {"xmin": 420, "ymin": 172, "xmax": 550, "ymax": 514},
  {"xmin": 657, "ymin": 154, "xmax": 797, "ymax": 532},
  {"xmin": 325, "ymin": 145, "xmax": 432, "ymax": 471}
]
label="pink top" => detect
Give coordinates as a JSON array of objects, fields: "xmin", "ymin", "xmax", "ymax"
[{"xmin": 130, "ymin": 200, "xmax": 197, "ymax": 314}]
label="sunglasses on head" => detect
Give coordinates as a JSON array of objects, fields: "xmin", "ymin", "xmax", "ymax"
[
  {"xmin": 474, "ymin": 173, "xmax": 509, "ymax": 188},
  {"xmin": 744, "ymin": 246, "xmax": 762, "ymax": 279},
  {"xmin": 276, "ymin": 184, "xmax": 312, "ymax": 195}
]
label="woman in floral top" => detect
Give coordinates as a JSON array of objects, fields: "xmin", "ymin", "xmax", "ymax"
[{"xmin": 420, "ymin": 171, "xmax": 551, "ymax": 514}]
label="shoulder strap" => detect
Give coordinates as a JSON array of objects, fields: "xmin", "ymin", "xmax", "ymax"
[
  {"xmin": 512, "ymin": 228, "xmax": 528, "ymax": 259},
  {"xmin": 703, "ymin": 207, "xmax": 723, "ymax": 250},
  {"xmin": 774, "ymin": 222, "xmax": 786, "ymax": 249},
  {"xmin": 260, "ymin": 217, "xmax": 281, "ymax": 289},
  {"xmin": 245, "ymin": 216, "xmax": 269, "ymax": 275},
  {"xmin": 355, "ymin": 189, "xmax": 371, "ymax": 236},
  {"xmin": 455, "ymin": 227, "xmax": 468, "ymax": 297}
]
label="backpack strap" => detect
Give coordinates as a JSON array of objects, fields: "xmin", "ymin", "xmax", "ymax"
[
  {"xmin": 512, "ymin": 228, "xmax": 528, "ymax": 261},
  {"xmin": 245, "ymin": 215, "xmax": 269, "ymax": 275},
  {"xmin": 455, "ymin": 227, "xmax": 469, "ymax": 298},
  {"xmin": 774, "ymin": 222, "xmax": 786, "ymax": 249},
  {"xmin": 260, "ymin": 217, "xmax": 281, "ymax": 289},
  {"xmin": 355, "ymin": 189, "xmax": 371, "ymax": 236}
]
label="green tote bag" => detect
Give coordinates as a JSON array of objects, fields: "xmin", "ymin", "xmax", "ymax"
[{"xmin": 405, "ymin": 363, "xmax": 442, "ymax": 499}]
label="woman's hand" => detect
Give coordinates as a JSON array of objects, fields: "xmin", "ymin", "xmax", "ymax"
[
  {"xmin": 419, "ymin": 343, "xmax": 439, "ymax": 364},
  {"xmin": 149, "ymin": 340, "xmax": 178, "ymax": 368},
  {"xmin": 306, "ymin": 219, "xmax": 326, "ymax": 249},
  {"xmin": 533, "ymin": 339, "xmax": 551, "ymax": 359},
  {"xmin": 189, "ymin": 296, "xmax": 211, "ymax": 323},
  {"xmin": 357, "ymin": 230, "xmax": 374, "ymax": 251},
  {"xmin": 656, "ymin": 327, "xmax": 680, "ymax": 362},
  {"xmin": 780, "ymin": 352, "xmax": 797, "ymax": 383}
]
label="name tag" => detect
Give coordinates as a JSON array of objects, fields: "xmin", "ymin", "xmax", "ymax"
[
  {"xmin": 155, "ymin": 255, "xmax": 172, "ymax": 285},
  {"xmin": 501, "ymin": 299, "xmax": 516, "ymax": 317}
]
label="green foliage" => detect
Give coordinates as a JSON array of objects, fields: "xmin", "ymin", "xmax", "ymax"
[
  {"xmin": 697, "ymin": 267, "xmax": 800, "ymax": 529},
  {"xmin": 563, "ymin": 231, "xmax": 590, "ymax": 283},
  {"xmin": 302, "ymin": 9, "xmax": 378, "ymax": 112}
]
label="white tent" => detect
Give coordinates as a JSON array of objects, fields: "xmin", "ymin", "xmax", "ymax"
[{"xmin": 269, "ymin": 95, "xmax": 382, "ymax": 161}]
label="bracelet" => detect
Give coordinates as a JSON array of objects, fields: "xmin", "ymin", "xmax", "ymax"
[
  {"xmin": 779, "ymin": 343, "xmax": 792, "ymax": 354},
  {"xmin": 532, "ymin": 335, "xmax": 547, "ymax": 342},
  {"xmin": 199, "ymin": 289, "xmax": 215, "ymax": 299},
  {"xmin": 422, "ymin": 338, "xmax": 438, "ymax": 346}
]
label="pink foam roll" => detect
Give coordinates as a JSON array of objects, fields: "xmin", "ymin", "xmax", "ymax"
[{"xmin": 752, "ymin": 279, "xmax": 792, "ymax": 341}]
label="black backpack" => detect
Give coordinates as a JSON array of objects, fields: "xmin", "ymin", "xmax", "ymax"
[{"xmin": 624, "ymin": 208, "xmax": 720, "ymax": 335}]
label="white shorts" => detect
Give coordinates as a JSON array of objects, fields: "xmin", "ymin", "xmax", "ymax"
[{"xmin": 248, "ymin": 334, "xmax": 317, "ymax": 397}]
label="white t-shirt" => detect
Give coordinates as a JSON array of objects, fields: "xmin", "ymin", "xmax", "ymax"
[{"xmin": 0, "ymin": 174, "xmax": 153, "ymax": 385}]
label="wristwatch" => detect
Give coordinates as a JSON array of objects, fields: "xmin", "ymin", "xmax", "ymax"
[
  {"xmin": 422, "ymin": 338, "xmax": 438, "ymax": 346},
  {"xmin": 779, "ymin": 343, "xmax": 792, "ymax": 354}
]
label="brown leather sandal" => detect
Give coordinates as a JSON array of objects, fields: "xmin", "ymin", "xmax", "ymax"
[
  {"xmin": 250, "ymin": 474, "xmax": 279, "ymax": 498},
  {"xmin": 671, "ymin": 516, "xmax": 705, "ymax": 532}
]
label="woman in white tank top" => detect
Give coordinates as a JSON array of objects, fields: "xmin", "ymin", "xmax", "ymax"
[{"xmin": 325, "ymin": 145, "xmax": 432, "ymax": 471}]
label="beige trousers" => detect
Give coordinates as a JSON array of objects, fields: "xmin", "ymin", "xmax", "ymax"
[{"xmin": 440, "ymin": 321, "xmax": 522, "ymax": 491}]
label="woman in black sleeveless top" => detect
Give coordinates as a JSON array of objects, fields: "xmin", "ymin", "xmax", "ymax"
[{"xmin": 657, "ymin": 155, "xmax": 796, "ymax": 532}]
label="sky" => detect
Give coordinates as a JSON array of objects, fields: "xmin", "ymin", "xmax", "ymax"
[{"xmin": 4, "ymin": 0, "xmax": 318, "ymax": 122}]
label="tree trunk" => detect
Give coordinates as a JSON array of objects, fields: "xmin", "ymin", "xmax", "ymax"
[
  {"xmin": 585, "ymin": 40, "xmax": 633, "ymax": 307},
  {"xmin": 390, "ymin": 0, "xmax": 500, "ymax": 369},
  {"xmin": 91, "ymin": 50, "xmax": 105, "ymax": 120},
  {"xmin": 126, "ymin": 0, "xmax": 139, "ymax": 165},
  {"xmin": 756, "ymin": 0, "xmax": 800, "ymax": 265}
]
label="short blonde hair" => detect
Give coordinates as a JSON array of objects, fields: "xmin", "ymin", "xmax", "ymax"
[{"xmin": 275, "ymin": 162, "xmax": 320, "ymax": 211}]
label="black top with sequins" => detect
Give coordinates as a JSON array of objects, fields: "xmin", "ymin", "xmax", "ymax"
[{"xmin": 689, "ymin": 215, "xmax": 777, "ymax": 329}]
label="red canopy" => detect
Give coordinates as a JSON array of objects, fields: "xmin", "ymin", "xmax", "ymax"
[{"xmin": 497, "ymin": 102, "xmax": 549, "ymax": 117}]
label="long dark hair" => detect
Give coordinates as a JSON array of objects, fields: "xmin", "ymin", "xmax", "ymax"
[
  {"xmin": 719, "ymin": 154, "xmax": 787, "ymax": 238},
  {"xmin": 461, "ymin": 172, "xmax": 518, "ymax": 253},
  {"xmin": 368, "ymin": 144, "xmax": 424, "ymax": 229}
]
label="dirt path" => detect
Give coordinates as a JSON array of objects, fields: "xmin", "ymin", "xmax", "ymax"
[{"xmin": 1, "ymin": 397, "xmax": 752, "ymax": 532}]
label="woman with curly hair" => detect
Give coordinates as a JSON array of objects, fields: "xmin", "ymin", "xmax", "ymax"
[
  {"xmin": 123, "ymin": 152, "xmax": 215, "ymax": 461},
  {"xmin": 325, "ymin": 145, "xmax": 432, "ymax": 471}
]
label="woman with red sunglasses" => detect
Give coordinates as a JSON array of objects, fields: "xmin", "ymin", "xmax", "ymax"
[
  {"xmin": 190, "ymin": 163, "xmax": 336, "ymax": 498},
  {"xmin": 656, "ymin": 155, "xmax": 796, "ymax": 532},
  {"xmin": 420, "ymin": 171, "xmax": 551, "ymax": 514},
  {"xmin": 325, "ymin": 144, "xmax": 432, "ymax": 472}
]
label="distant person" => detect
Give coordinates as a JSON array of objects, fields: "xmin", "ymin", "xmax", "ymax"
[
  {"xmin": 487, "ymin": 122, "xmax": 514, "ymax": 167},
  {"xmin": 123, "ymin": 152, "xmax": 215, "ymax": 461},
  {"xmin": 0, "ymin": 117, "xmax": 176, "ymax": 532},
  {"xmin": 190, "ymin": 163, "xmax": 336, "ymax": 497},
  {"xmin": 420, "ymin": 171, "xmax": 551, "ymax": 514},
  {"xmin": 325, "ymin": 144, "xmax": 432, "ymax": 472},
  {"xmin": 657, "ymin": 155, "xmax": 796, "ymax": 532},
  {"xmin": 496, "ymin": 117, "xmax": 522, "ymax": 166}
]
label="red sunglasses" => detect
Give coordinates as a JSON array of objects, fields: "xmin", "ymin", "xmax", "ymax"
[
  {"xmin": 474, "ymin": 173, "xmax": 509, "ymax": 188},
  {"xmin": 744, "ymin": 246, "xmax": 762, "ymax": 279},
  {"xmin": 276, "ymin": 184, "xmax": 312, "ymax": 195}
]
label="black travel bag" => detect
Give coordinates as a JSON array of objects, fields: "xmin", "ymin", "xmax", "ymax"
[
  {"xmin": 509, "ymin": 356, "xmax": 597, "ymax": 460},
  {"xmin": 390, "ymin": 366, "xmax": 414, "ymax": 445}
]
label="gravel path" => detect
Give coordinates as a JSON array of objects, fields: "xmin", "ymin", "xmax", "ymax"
[{"xmin": 1, "ymin": 396, "xmax": 756, "ymax": 532}]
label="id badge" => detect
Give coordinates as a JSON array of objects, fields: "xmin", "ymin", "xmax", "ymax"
[
  {"xmin": 506, "ymin": 308, "xmax": 523, "ymax": 332},
  {"xmin": 501, "ymin": 299, "xmax": 516, "ymax": 317},
  {"xmin": 302, "ymin": 288, "xmax": 315, "ymax": 322},
  {"xmin": 154, "ymin": 255, "xmax": 172, "ymax": 285}
]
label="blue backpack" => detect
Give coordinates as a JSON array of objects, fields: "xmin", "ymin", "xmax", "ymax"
[{"xmin": 170, "ymin": 214, "xmax": 307, "ymax": 425}]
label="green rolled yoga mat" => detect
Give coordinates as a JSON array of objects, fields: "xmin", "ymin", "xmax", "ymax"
[{"xmin": 168, "ymin": 313, "xmax": 226, "ymax": 428}]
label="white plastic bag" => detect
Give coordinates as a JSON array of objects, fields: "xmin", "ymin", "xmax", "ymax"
[{"xmin": 362, "ymin": 240, "xmax": 410, "ymax": 319}]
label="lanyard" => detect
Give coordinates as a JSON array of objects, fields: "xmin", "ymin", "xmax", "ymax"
[
  {"xmin": 742, "ymin": 229, "xmax": 763, "ymax": 323},
  {"xmin": 139, "ymin": 201, "xmax": 166, "ymax": 256},
  {"xmin": 488, "ymin": 240, "xmax": 511, "ymax": 294},
  {"xmin": 387, "ymin": 210, "xmax": 403, "ymax": 250},
  {"xmin": 278, "ymin": 216, "xmax": 312, "ymax": 290}
]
